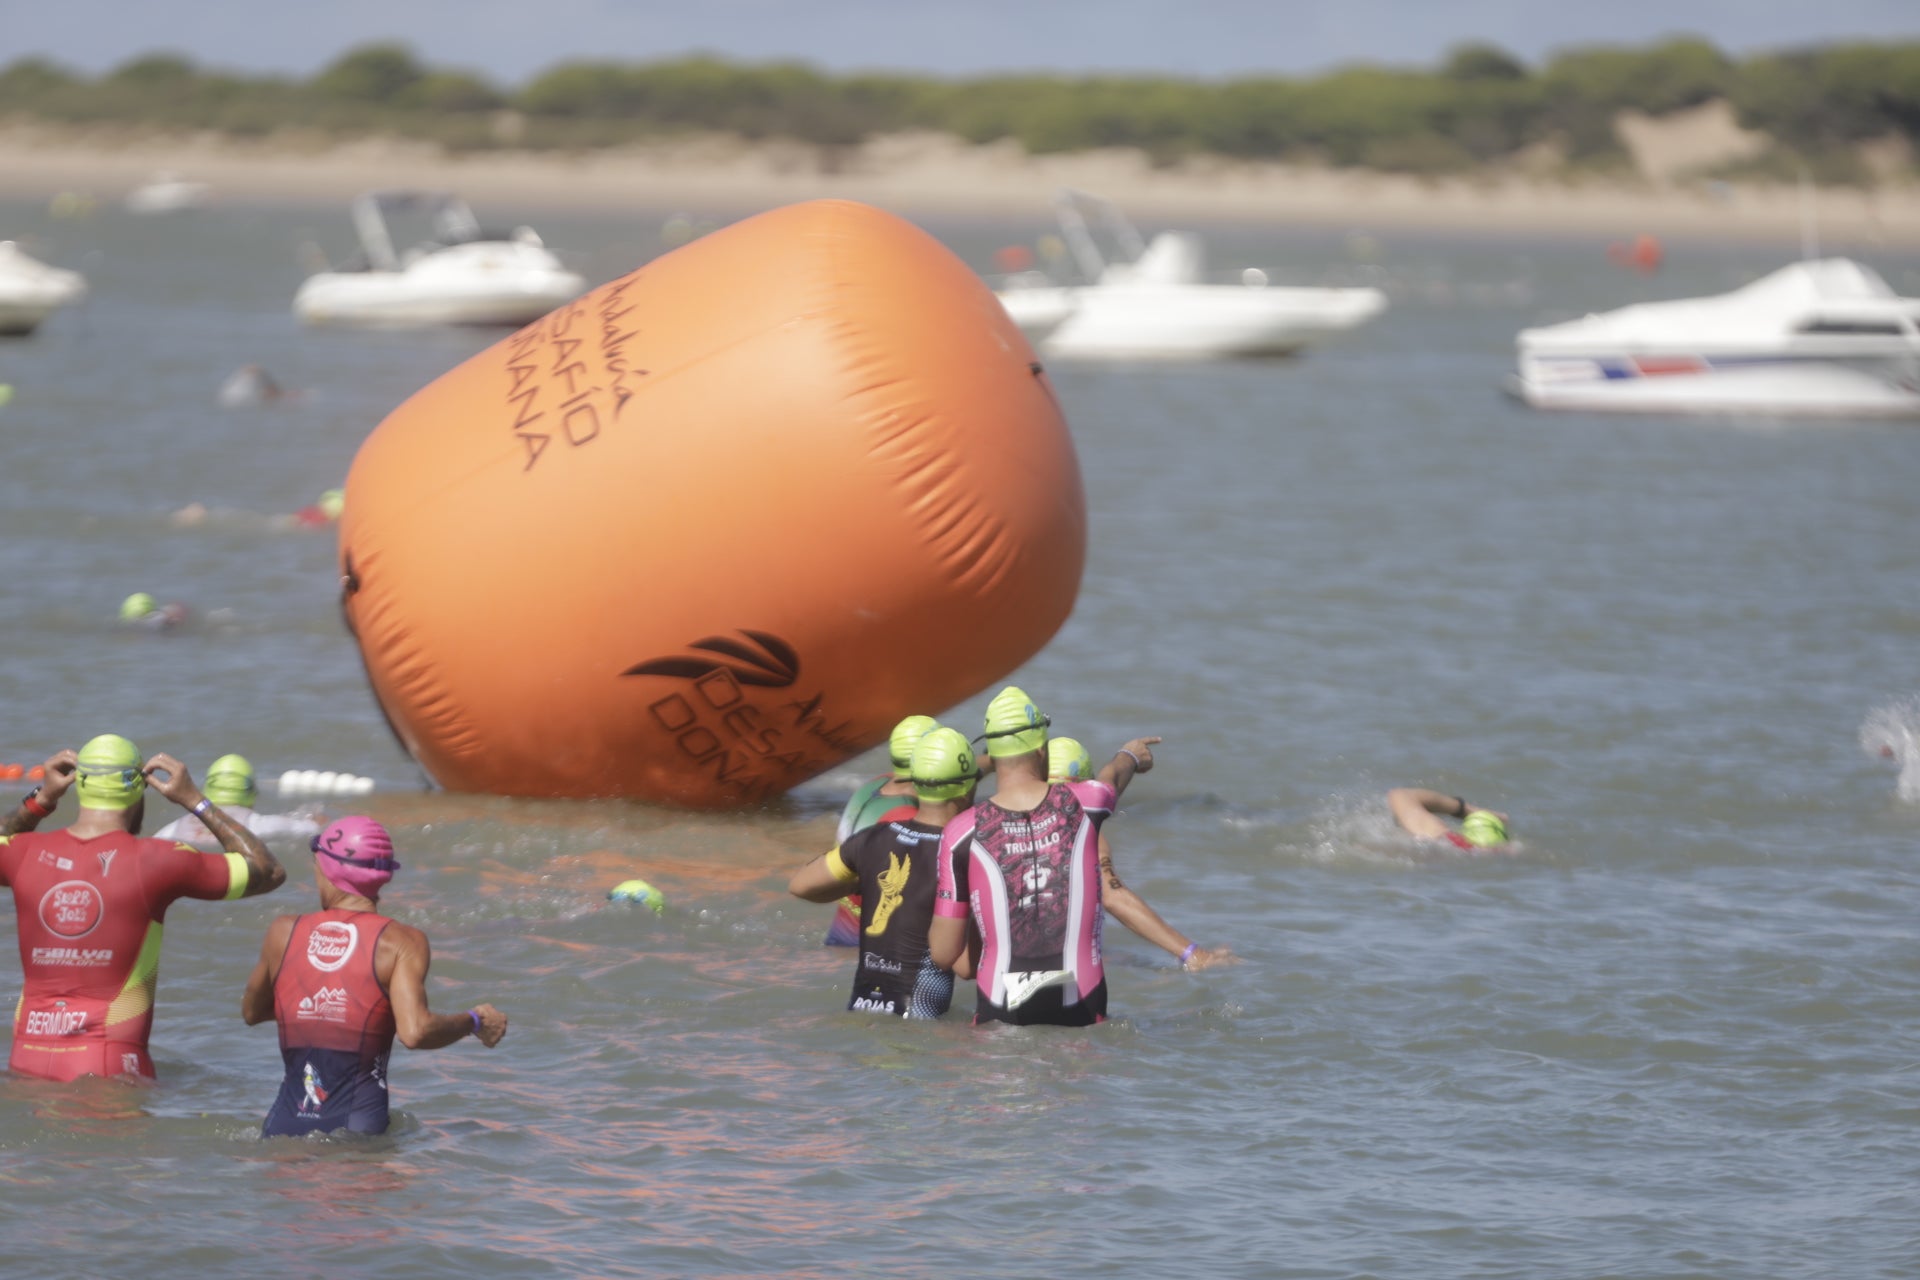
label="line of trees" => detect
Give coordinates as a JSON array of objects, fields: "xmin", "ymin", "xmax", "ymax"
[{"xmin": 1, "ymin": 38, "xmax": 1914, "ymax": 181}]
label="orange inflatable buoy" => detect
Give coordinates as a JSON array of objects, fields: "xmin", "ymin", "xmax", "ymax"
[{"xmin": 341, "ymin": 200, "xmax": 1083, "ymax": 809}]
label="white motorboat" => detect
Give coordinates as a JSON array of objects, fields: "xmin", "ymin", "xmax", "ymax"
[
  {"xmin": 1513, "ymin": 258, "xmax": 1920, "ymax": 417},
  {"xmin": 125, "ymin": 173, "xmax": 210, "ymax": 214},
  {"xmin": 0, "ymin": 240, "xmax": 86, "ymax": 336},
  {"xmin": 294, "ymin": 192, "xmax": 587, "ymax": 327},
  {"xmin": 994, "ymin": 190, "xmax": 1387, "ymax": 359}
]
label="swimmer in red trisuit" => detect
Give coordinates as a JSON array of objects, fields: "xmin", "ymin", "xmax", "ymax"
[
  {"xmin": 242, "ymin": 816, "xmax": 506, "ymax": 1137},
  {"xmin": 1387, "ymin": 787, "xmax": 1511, "ymax": 850},
  {"xmin": 0, "ymin": 736, "xmax": 285, "ymax": 1081}
]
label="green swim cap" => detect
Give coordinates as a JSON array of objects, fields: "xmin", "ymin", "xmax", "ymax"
[
  {"xmin": 75, "ymin": 734, "xmax": 144, "ymax": 810},
  {"xmin": 910, "ymin": 728, "xmax": 980, "ymax": 802},
  {"xmin": 119, "ymin": 592, "xmax": 157, "ymax": 623},
  {"xmin": 1046, "ymin": 736, "xmax": 1093, "ymax": 782},
  {"xmin": 981, "ymin": 685, "xmax": 1048, "ymax": 758},
  {"xmin": 203, "ymin": 753, "xmax": 257, "ymax": 808},
  {"xmin": 887, "ymin": 715, "xmax": 940, "ymax": 780},
  {"xmin": 1460, "ymin": 810, "xmax": 1510, "ymax": 848},
  {"xmin": 318, "ymin": 489, "xmax": 346, "ymax": 520}
]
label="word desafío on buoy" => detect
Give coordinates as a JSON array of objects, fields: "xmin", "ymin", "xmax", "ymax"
[{"xmin": 341, "ymin": 199, "xmax": 1084, "ymax": 809}]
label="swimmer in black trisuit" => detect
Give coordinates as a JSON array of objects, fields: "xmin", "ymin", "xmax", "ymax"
[
  {"xmin": 789, "ymin": 728, "xmax": 982, "ymax": 1018},
  {"xmin": 1387, "ymin": 787, "xmax": 1511, "ymax": 850}
]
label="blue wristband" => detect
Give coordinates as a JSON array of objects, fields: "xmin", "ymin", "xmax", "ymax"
[
  {"xmin": 467, "ymin": 1009, "xmax": 482, "ymax": 1037},
  {"xmin": 1179, "ymin": 943, "xmax": 1199, "ymax": 966}
]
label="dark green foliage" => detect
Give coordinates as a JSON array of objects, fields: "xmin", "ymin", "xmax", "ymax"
[{"xmin": 0, "ymin": 37, "xmax": 1911, "ymax": 177}]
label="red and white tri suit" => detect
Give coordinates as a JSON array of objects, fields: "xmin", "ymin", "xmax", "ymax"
[{"xmin": 0, "ymin": 829, "xmax": 247, "ymax": 1080}]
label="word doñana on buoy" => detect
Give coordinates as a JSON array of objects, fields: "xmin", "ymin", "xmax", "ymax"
[{"xmin": 340, "ymin": 200, "xmax": 1083, "ymax": 808}]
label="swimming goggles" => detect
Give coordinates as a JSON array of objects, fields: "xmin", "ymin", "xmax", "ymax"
[{"xmin": 309, "ymin": 833, "xmax": 401, "ymax": 872}]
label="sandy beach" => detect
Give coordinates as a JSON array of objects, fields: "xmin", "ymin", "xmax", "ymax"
[{"xmin": 2, "ymin": 122, "xmax": 1917, "ymax": 246}]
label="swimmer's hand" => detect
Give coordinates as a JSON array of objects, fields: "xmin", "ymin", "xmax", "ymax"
[
  {"xmin": 1183, "ymin": 946, "xmax": 1237, "ymax": 971},
  {"xmin": 143, "ymin": 753, "xmax": 203, "ymax": 808},
  {"xmin": 1119, "ymin": 736, "xmax": 1162, "ymax": 773},
  {"xmin": 37, "ymin": 749, "xmax": 78, "ymax": 806},
  {"xmin": 471, "ymin": 1003, "xmax": 508, "ymax": 1048}
]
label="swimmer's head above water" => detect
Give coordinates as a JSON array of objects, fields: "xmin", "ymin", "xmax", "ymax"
[
  {"xmin": 1046, "ymin": 736, "xmax": 1094, "ymax": 782},
  {"xmin": 887, "ymin": 714, "xmax": 940, "ymax": 780},
  {"xmin": 910, "ymin": 727, "xmax": 981, "ymax": 802},
  {"xmin": 1459, "ymin": 809, "xmax": 1510, "ymax": 848},
  {"xmin": 203, "ymin": 754, "xmax": 257, "ymax": 808},
  {"xmin": 75, "ymin": 733, "xmax": 145, "ymax": 811},
  {"xmin": 311, "ymin": 816, "xmax": 401, "ymax": 901},
  {"xmin": 980, "ymin": 685, "xmax": 1048, "ymax": 759}
]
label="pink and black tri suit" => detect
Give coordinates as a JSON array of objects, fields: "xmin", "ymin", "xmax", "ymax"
[
  {"xmin": 934, "ymin": 779, "xmax": 1115, "ymax": 1027},
  {"xmin": 263, "ymin": 909, "xmax": 397, "ymax": 1137}
]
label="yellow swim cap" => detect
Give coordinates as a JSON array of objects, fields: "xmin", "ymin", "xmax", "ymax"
[
  {"xmin": 1460, "ymin": 810, "xmax": 1510, "ymax": 848},
  {"xmin": 1046, "ymin": 736, "xmax": 1093, "ymax": 782},
  {"xmin": 119, "ymin": 592, "xmax": 157, "ymax": 622},
  {"xmin": 75, "ymin": 734, "xmax": 144, "ymax": 810},
  {"xmin": 887, "ymin": 714, "xmax": 940, "ymax": 780},
  {"xmin": 981, "ymin": 685, "xmax": 1048, "ymax": 758},
  {"xmin": 203, "ymin": 753, "xmax": 257, "ymax": 808},
  {"xmin": 910, "ymin": 728, "xmax": 980, "ymax": 802},
  {"xmin": 318, "ymin": 489, "xmax": 346, "ymax": 520}
]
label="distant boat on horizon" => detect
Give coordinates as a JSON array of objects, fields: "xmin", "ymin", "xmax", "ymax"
[
  {"xmin": 0, "ymin": 240, "xmax": 87, "ymax": 336},
  {"xmin": 293, "ymin": 190, "xmax": 587, "ymax": 328},
  {"xmin": 994, "ymin": 189, "xmax": 1386, "ymax": 360},
  {"xmin": 125, "ymin": 173, "xmax": 211, "ymax": 215}
]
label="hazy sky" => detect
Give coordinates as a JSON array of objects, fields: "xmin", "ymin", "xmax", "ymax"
[{"xmin": 4, "ymin": 0, "xmax": 1915, "ymax": 83}]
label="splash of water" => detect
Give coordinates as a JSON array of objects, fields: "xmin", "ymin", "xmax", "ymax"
[{"xmin": 1859, "ymin": 698, "xmax": 1920, "ymax": 801}]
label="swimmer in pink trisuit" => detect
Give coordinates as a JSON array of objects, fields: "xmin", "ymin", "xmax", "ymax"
[
  {"xmin": 930, "ymin": 687, "xmax": 1126, "ymax": 1027},
  {"xmin": 1045, "ymin": 736, "xmax": 1233, "ymax": 971},
  {"xmin": 1387, "ymin": 787, "xmax": 1512, "ymax": 850}
]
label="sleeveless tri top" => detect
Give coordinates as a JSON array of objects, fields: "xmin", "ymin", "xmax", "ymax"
[{"xmin": 263, "ymin": 909, "xmax": 396, "ymax": 1137}]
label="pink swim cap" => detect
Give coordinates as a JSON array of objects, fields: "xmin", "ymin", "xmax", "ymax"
[{"xmin": 311, "ymin": 816, "xmax": 401, "ymax": 900}]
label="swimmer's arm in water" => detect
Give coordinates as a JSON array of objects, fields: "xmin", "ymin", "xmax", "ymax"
[
  {"xmin": 145, "ymin": 753, "xmax": 286, "ymax": 897},
  {"xmin": 788, "ymin": 847, "xmax": 858, "ymax": 903},
  {"xmin": 1387, "ymin": 787, "xmax": 1473, "ymax": 840},
  {"xmin": 385, "ymin": 924, "xmax": 508, "ymax": 1050},
  {"xmin": 1096, "ymin": 736, "xmax": 1161, "ymax": 800},
  {"xmin": 0, "ymin": 749, "xmax": 76, "ymax": 837},
  {"xmin": 240, "ymin": 915, "xmax": 297, "ymax": 1025},
  {"xmin": 1096, "ymin": 832, "xmax": 1235, "ymax": 969}
]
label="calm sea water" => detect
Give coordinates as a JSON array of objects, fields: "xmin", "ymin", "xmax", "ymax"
[{"xmin": 1, "ymin": 195, "xmax": 1918, "ymax": 1279}]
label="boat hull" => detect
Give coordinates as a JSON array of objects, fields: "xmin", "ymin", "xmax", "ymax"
[
  {"xmin": 998, "ymin": 283, "xmax": 1386, "ymax": 360},
  {"xmin": 295, "ymin": 272, "xmax": 587, "ymax": 327},
  {"xmin": 1514, "ymin": 352, "xmax": 1920, "ymax": 417},
  {"xmin": 295, "ymin": 238, "xmax": 586, "ymax": 328}
]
